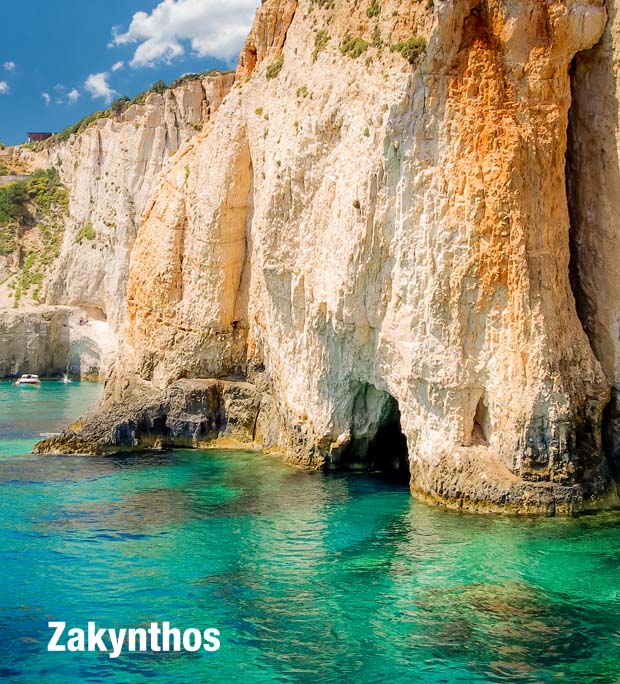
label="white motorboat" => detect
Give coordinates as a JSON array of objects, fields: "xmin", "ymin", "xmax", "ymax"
[{"xmin": 15, "ymin": 374, "xmax": 41, "ymax": 386}]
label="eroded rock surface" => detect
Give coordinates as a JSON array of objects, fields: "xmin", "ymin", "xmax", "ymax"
[
  {"xmin": 38, "ymin": 0, "xmax": 620, "ymax": 514},
  {"xmin": 36, "ymin": 378, "xmax": 265, "ymax": 454},
  {"xmin": 567, "ymin": 0, "xmax": 620, "ymax": 476},
  {"xmin": 0, "ymin": 308, "xmax": 71, "ymax": 377},
  {"xmin": 38, "ymin": 73, "xmax": 234, "ymax": 331},
  {"xmin": 0, "ymin": 306, "xmax": 117, "ymax": 380}
]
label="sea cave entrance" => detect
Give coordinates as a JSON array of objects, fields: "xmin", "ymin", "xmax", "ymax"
[{"xmin": 339, "ymin": 384, "xmax": 410, "ymax": 483}]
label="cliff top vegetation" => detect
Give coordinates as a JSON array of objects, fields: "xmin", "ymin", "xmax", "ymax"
[
  {"xmin": 0, "ymin": 168, "xmax": 68, "ymax": 306},
  {"xmin": 25, "ymin": 69, "xmax": 234, "ymax": 148}
]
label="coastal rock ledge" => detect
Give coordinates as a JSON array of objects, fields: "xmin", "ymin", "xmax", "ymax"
[
  {"xmin": 36, "ymin": 379, "xmax": 266, "ymax": 454},
  {"xmin": 35, "ymin": 0, "xmax": 620, "ymax": 514}
]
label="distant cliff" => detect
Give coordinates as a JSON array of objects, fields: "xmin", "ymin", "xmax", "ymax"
[
  {"xmin": 15, "ymin": 71, "xmax": 234, "ymax": 330},
  {"xmin": 1, "ymin": 72, "xmax": 234, "ymax": 379}
]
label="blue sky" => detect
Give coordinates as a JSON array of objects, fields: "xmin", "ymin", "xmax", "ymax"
[{"xmin": 0, "ymin": 0, "xmax": 259, "ymax": 146}]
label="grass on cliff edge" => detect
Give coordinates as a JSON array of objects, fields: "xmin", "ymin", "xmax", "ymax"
[
  {"xmin": 0, "ymin": 168, "xmax": 68, "ymax": 307},
  {"xmin": 24, "ymin": 70, "xmax": 234, "ymax": 148}
]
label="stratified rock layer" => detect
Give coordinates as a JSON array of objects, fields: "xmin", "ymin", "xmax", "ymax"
[{"xmin": 38, "ymin": 0, "xmax": 620, "ymax": 514}]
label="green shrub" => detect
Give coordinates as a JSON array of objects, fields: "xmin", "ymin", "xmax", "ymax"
[
  {"xmin": 367, "ymin": 0, "xmax": 380, "ymax": 18},
  {"xmin": 151, "ymin": 80, "xmax": 168, "ymax": 94},
  {"xmin": 340, "ymin": 36, "xmax": 369, "ymax": 59},
  {"xmin": 391, "ymin": 37, "xmax": 427, "ymax": 64},
  {"xmin": 110, "ymin": 96, "xmax": 131, "ymax": 115},
  {"xmin": 171, "ymin": 73, "xmax": 200, "ymax": 88},
  {"xmin": 0, "ymin": 181, "xmax": 29, "ymax": 225},
  {"xmin": 312, "ymin": 30, "xmax": 330, "ymax": 62},
  {"xmin": 266, "ymin": 57, "xmax": 284, "ymax": 79},
  {"xmin": 74, "ymin": 222, "xmax": 95, "ymax": 244}
]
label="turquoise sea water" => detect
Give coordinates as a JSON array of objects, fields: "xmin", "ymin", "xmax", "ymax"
[
  {"xmin": 1, "ymin": 382, "xmax": 620, "ymax": 683},
  {"xmin": 0, "ymin": 380, "xmax": 102, "ymax": 457}
]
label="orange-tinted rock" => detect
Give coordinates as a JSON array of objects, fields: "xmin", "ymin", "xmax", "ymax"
[{"xmin": 39, "ymin": 0, "xmax": 620, "ymax": 514}]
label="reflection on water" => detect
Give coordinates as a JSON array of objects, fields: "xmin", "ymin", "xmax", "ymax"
[{"xmin": 1, "ymin": 447, "xmax": 620, "ymax": 683}]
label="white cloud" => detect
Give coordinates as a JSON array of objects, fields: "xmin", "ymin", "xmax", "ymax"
[
  {"xmin": 42, "ymin": 91, "xmax": 51, "ymax": 105},
  {"xmin": 67, "ymin": 88, "xmax": 80, "ymax": 103},
  {"xmin": 112, "ymin": 0, "xmax": 259, "ymax": 68},
  {"xmin": 0, "ymin": 81, "xmax": 8, "ymax": 95},
  {"xmin": 3, "ymin": 61, "xmax": 15, "ymax": 72},
  {"xmin": 111, "ymin": 60, "xmax": 125, "ymax": 72},
  {"xmin": 84, "ymin": 72, "xmax": 117, "ymax": 102}
]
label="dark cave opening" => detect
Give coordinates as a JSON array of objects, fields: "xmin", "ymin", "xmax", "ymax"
[
  {"xmin": 566, "ymin": 53, "xmax": 620, "ymax": 483},
  {"xmin": 603, "ymin": 389, "xmax": 620, "ymax": 481},
  {"xmin": 337, "ymin": 385, "xmax": 410, "ymax": 484},
  {"xmin": 365, "ymin": 395, "xmax": 410, "ymax": 483},
  {"xmin": 472, "ymin": 395, "xmax": 490, "ymax": 446}
]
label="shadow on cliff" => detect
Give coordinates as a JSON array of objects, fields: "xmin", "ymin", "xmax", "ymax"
[{"xmin": 566, "ymin": 21, "xmax": 620, "ymax": 483}]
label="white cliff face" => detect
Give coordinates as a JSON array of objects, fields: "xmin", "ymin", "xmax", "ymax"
[
  {"xmin": 0, "ymin": 308, "xmax": 71, "ymax": 377},
  {"xmin": 0, "ymin": 73, "xmax": 234, "ymax": 380},
  {"xmin": 14, "ymin": 73, "xmax": 234, "ymax": 331},
  {"xmin": 38, "ymin": 0, "xmax": 620, "ymax": 513},
  {"xmin": 65, "ymin": 0, "xmax": 609, "ymax": 514},
  {"xmin": 0, "ymin": 306, "xmax": 115, "ymax": 380}
]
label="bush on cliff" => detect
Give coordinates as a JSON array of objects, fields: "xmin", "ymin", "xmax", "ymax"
[
  {"xmin": 367, "ymin": 0, "xmax": 381, "ymax": 18},
  {"xmin": 0, "ymin": 169, "xmax": 68, "ymax": 304},
  {"xmin": 266, "ymin": 57, "xmax": 284, "ymax": 79},
  {"xmin": 340, "ymin": 36, "xmax": 370, "ymax": 59},
  {"xmin": 391, "ymin": 37, "xmax": 427, "ymax": 64}
]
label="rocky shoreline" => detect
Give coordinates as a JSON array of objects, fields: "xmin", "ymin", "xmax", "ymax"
[{"xmin": 34, "ymin": 374, "xmax": 620, "ymax": 516}]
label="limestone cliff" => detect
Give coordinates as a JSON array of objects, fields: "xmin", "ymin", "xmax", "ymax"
[
  {"xmin": 0, "ymin": 308, "xmax": 70, "ymax": 378},
  {"xmin": 1, "ymin": 72, "xmax": 234, "ymax": 379},
  {"xmin": 0, "ymin": 307, "xmax": 116, "ymax": 380},
  {"xmin": 21, "ymin": 72, "xmax": 234, "ymax": 330},
  {"xmin": 567, "ymin": 0, "xmax": 620, "ymax": 478},
  {"xmin": 38, "ymin": 0, "xmax": 620, "ymax": 514}
]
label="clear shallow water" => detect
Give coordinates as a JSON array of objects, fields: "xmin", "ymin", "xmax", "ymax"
[
  {"xmin": 1, "ymin": 384, "xmax": 620, "ymax": 683},
  {"xmin": 0, "ymin": 379, "xmax": 102, "ymax": 457}
]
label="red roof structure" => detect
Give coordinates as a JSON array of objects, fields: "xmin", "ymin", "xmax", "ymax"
[{"xmin": 27, "ymin": 132, "xmax": 53, "ymax": 142}]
